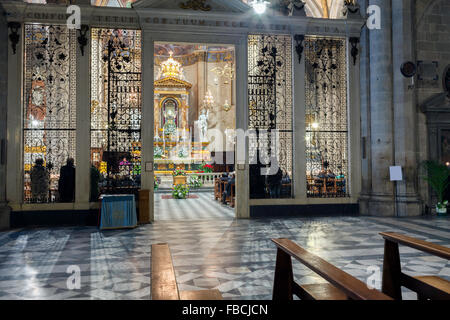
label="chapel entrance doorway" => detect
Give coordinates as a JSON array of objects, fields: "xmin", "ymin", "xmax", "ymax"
[{"xmin": 152, "ymin": 42, "xmax": 237, "ymax": 220}]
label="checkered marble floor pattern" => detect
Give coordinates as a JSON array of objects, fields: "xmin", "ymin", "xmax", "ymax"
[
  {"xmin": 0, "ymin": 215, "xmax": 448, "ymax": 300},
  {"xmin": 154, "ymin": 191, "xmax": 235, "ymax": 220}
]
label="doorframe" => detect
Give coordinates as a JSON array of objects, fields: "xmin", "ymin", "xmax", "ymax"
[{"xmin": 141, "ymin": 31, "xmax": 249, "ymax": 222}]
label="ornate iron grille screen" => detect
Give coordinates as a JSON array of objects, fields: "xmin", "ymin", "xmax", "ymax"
[
  {"xmin": 91, "ymin": 29, "xmax": 142, "ymax": 197},
  {"xmin": 248, "ymin": 35, "xmax": 293, "ymax": 199},
  {"xmin": 305, "ymin": 37, "xmax": 349, "ymax": 198},
  {"xmin": 23, "ymin": 24, "xmax": 77, "ymax": 203}
]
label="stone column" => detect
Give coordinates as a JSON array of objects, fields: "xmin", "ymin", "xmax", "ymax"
[
  {"xmin": 75, "ymin": 26, "xmax": 91, "ymax": 210},
  {"xmin": 6, "ymin": 21, "xmax": 23, "ymax": 211},
  {"xmin": 235, "ymin": 36, "xmax": 250, "ymax": 219},
  {"xmin": 141, "ymin": 30, "xmax": 155, "ymax": 222},
  {"xmin": 365, "ymin": 0, "xmax": 396, "ymax": 216},
  {"xmin": 0, "ymin": 9, "xmax": 10, "ymax": 229},
  {"xmin": 359, "ymin": 0, "xmax": 373, "ymax": 213},
  {"xmin": 391, "ymin": 0, "xmax": 422, "ymax": 216},
  {"xmin": 293, "ymin": 37, "xmax": 307, "ymax": 200}
]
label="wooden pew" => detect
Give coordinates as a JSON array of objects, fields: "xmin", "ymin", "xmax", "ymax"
[
  {"xmin": 225, "ymin": 182, "xmax": 235, "ymax": 205},
  {"xmin": 214, "ymin": 178, "xmax": 221, "ymax": 201},
  {"xmin": 380, "ymin": 232, "xmax": 450, "ymax": 300},
  {"xmin": 272, "ymin": 238, "xmax": 392, "ymax": 300},
  {"xmin": 214, "ymin": 178, "xmax": 227, "ymax": 202},
  {"xmin": 151, "ymin": 243, "xmax": 222, "ymax": 300}
]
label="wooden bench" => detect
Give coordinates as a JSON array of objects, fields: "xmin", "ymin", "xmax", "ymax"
[
  {"xmin": 225, "ymin": 182, "xmax": 235, "ymax": 205},
  {"xmin": 272, "ymin": 238, "xmax": 392, "ymax": 300},
  {"xmin": 214, "ymin": 178, "xmax": 221, "ymax": 201},
  {"xmin": 151, "ymin": 243, "xmax": 222, "ymax": 300},
  {"xmin": 380, "ymin": 232, "xmax": 450, "ymax": 300}
]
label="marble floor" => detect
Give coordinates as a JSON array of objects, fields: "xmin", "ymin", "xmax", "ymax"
[
  {"xmin": 0, "ymin": 213, "xmax": 448, "ymax": 300},
  {"xmin": 154, "ymin": 191, "xmax": 235, "ymax": 220}
]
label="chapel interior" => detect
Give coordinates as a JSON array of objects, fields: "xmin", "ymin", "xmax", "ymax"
[{"xmin": 0, "ymin": 0, "xmax": 449, "ymax": 303}]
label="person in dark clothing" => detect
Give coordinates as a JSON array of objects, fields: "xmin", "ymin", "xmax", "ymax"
[
  {"xmin": 222, "ymin": 173, "xmax": 235, "ymax": 204},
  {"xmin": 58, "ymin": 158, "xmax": 75, "ymax": 202},
  {"xmin": 267, "ymin": 167, "xmax": 283, "ymax": 198},
  {"xmin": 30, "ymin": 158, "xmax": 49, "ymax": 202}
]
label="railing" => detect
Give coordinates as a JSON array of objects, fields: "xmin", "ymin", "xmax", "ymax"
[
  {"xmin": 194, "ymin": 172, "xmax": 225, "ymax": 187},
  {"xmin": 154, "ymin": 172, "xmax": 227, "ymax": 188}
]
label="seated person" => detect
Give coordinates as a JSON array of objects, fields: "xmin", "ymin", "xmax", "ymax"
[
  {"xmin": 267, "ymin": 167, "xmax": 283, "ymax": 198},
  {"xmin": 222, "ymin": 173, "xmax": 235, "ymax": 204},
  {"xmin": 58, "ymin": 158, "xmax": 76, "ymax": 202},
  {"xmin": 31, "ymin": 158, "xmax": 49, "ymax": 202}
]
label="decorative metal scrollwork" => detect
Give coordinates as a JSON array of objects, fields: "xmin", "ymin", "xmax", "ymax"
[
  {"xmin": 91, "ymin": 29, "xmax": 142, "ymax": 194},
  {"xmin": 305, "ymin": 37, "xmax": 349, "ymax": 198},
  {"xmin": 179, "ymin": 0, "xmax": 212, "ymax": 11},
  {"xmin": 23, "ymin": 24, "xmax": 77, "ymax": 203},
  {"xmin": 248, "ymin": 35, "xmax": 293, "ymax": 199}
]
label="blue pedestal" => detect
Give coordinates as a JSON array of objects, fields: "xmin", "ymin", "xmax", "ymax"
[{"xmin": 100, "ymin": 195, "xmax": 137, "ymax": 230}]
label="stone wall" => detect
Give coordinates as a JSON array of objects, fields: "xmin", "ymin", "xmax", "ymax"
[
  {"xmin": 360, "ymin": 0, "xmax": 424, "ymax": 216},
  {"xmin": 415, "ymin": 0, "xmax": 450, "ymax": 206},
  {"xmin": 416, "ymin": 0, "xmax": 450, "ymax": 103},
  {"xmin": 0, "ymin": 4, "xmax": 10, "ymax": 229}
]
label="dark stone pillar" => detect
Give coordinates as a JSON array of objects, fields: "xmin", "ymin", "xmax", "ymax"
[
  {"xmin": 0, "ymin": 5, "xmax": 10, "ymax": 229},
  {"xmin": 364, "ymin": 0, "xmax": 396, "ymax": 216},
  {"xmin": 391, "ymin": 0, "xmax": 422, "ymax": 216}
]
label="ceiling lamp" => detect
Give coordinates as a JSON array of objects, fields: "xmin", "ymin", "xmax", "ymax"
[{"xmin": 250, "ymin": 0, "xmax": 269, "ymax": 15}]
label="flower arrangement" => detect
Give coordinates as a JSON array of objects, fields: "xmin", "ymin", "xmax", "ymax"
[
  {"xmin": 172, "ymin": 184, "xmax": 190, "ymax": 199},
  {"xmin": 154, "ymin": 146, "xmax": 164, "ymax": 159},
  {"xmin": 172, "ymin": 169, "xmax": 186, "ymax": 177},
  {"xmin": 119, "ymin": 158, "xmax": 131, "ymax": 166},
  {"xmin": 189, "ymin": 175, "xmax": 203, "ymax": 189},
  {"xmin": 201, "ymin": 163, "xmax": 214, "ymax": 173}
]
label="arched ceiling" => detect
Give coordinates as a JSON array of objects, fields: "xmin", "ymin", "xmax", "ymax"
[{"xmin": 24, "ymin": 0, "xmax": 346, "ymax": 19}]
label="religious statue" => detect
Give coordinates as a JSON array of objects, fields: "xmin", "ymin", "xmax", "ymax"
[
  {"xmin": 163, "ymin": 104, "xmax": 177, "ymax": 135},
  {"xmin": 285, "ymin": 0, "xmax": 306, "ymax": 16},
  {"xmin": 198, "ymin": 108, "xmax": 209, "ymax": 142}
]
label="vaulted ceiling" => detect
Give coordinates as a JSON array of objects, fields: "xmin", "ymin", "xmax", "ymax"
[{"xmin": 23, "ymin": 0, "xmax": 346, "ymax": 19}]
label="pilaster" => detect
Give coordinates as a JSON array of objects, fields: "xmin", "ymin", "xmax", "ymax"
[
  {"xmin": 75, "ymin": 27, "xmax": 91, "ymax": 209},
  {"xmin": 366, "ymin": 0, "xmax": 396, "ymax": 216},
  {"xmin": 141, "ymin": 30, "xmax": 155, "ymax": 222},
  {"xmin": 391, "ymin": 0, "xmax": 422, "ymax": 216},
  {"xmin": 0, "ymin": 8, "xmax": 10, "ymax": 229}
]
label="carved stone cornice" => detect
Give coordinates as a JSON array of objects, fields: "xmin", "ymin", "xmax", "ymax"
[
  {"xmin": 179, "ymin": 0, "xmax": 211, "ymax": 11},
  {"xmin": 1, "ymin": 1, "xmax": 365, "ymax": 38},
  {"xmin": 420, "ymin": 93, "xmax": 450, "ymax": 114},
  {"xmin": 154, "ymin": 76, "xmax": 192, "ymax": 90}
]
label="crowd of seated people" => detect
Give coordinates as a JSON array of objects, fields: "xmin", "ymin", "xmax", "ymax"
[{"xmin": 307, "ymin": 162, "xmax": 346, "ymax": 197}]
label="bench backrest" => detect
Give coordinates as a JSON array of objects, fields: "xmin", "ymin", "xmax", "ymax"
[
  {"xmin": 272, "ymin": 238, "xmax": 392, "ymax": 300},
  {"xmin": 380, "ymin": 232, "xmax": 450, "ymax": 260},
  {"xmin": 151, "ymin": 243, "xmax": 180, "ymax": 300}
]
